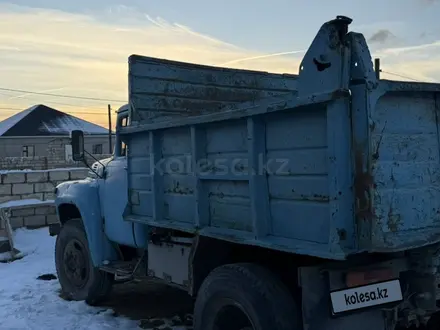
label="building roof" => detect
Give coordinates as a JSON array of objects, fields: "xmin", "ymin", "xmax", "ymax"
[{"xmin": 0, "ymin": 104, "xmax": 109, "ymax": 137}]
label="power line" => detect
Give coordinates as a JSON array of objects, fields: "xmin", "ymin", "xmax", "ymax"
[
  {"xmin": 380, "ymin": 70, "xmax": 422, "ymax": 82},
  {"xmin": 0, "ymin": 89, "xmax": 123, "ymax": 116},
  {"xmin": 0, "ymin": 91, "xmax": 115, "ymax": 111},
  {"xmin": 0, "ymin": 107, "xmax": 110, "ymax": 116},
  {"xmin": 0, "ymin": 87, "xmax": 126, "ymax": 103}
]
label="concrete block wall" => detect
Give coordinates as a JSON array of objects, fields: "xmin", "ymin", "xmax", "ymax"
[
  {"xmin": 0, "ymin": 168, "xmax": 89, "ymax": 229},
  {"xmin": 0, "ymin": 154, "xmax": 112, "ymax": 171}
]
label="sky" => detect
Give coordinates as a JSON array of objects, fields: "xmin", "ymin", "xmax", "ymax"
[{"xmin": 0, "ymin": 0, "xmax": 439, "ymax": 127}]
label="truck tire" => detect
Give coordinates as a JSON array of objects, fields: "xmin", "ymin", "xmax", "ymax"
[
  {"xmin": 55, "ymin": 218, "xmax": 113, "ymax": 306},
  {"xmin": 193, "ymin": 263, "xmax": 301, "ymax": 330}
]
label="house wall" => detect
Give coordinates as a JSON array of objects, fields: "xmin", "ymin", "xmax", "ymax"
[
  {"xmin": 0, "ymin": 154, "xmax": 113, "ymax": 171},
  {"xmin": 0, "ymin": 135, "xmax": 116, "ymax": 170},
  {"xmin": 0, "ymin": 135, "xmax": 115, "ymax": 157}
]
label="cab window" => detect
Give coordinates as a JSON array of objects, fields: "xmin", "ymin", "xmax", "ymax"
[
  {"xmin": 117, "ymin": 114, "xmax": 128, "ymax": 157},
  {"xmin": 121, "ymin": 141, "xmax": 127, "ymax": 157}
]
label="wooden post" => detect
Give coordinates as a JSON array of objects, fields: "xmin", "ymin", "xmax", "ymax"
[{"xmin": 108, "ymin": 104, "xmax": 112, "ymax": 154}]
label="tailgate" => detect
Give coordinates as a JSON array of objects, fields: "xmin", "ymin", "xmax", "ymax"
[{"xmin": 368, "ymin": 82, "xmax": 440, "ymax": 251}]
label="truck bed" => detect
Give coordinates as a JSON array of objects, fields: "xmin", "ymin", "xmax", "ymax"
[{"xmin": 122, "ymin": 27, "xmax": 440, "ymax": 260}]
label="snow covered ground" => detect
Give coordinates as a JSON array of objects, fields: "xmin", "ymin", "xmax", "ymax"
[{"xmin": 0, "ymin": 228, "xmax": 191, "ymax": 330}]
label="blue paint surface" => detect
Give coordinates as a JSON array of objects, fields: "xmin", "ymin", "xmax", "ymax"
[
  {"xmin": 368, "ymin": 88, "xmax": 440, "ymax": 251},
  {"xmin": 101, "ymin": 156, "xmax": 149, "ymax": 249},
  {"xmin": 55, "ymin": 179, "xmax": 119, "ymax": 266}
]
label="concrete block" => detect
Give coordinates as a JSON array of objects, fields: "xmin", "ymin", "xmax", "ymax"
[
  {"xmin": 24, "ymin": 215, "xmax": 46, "ymax": 228},
  {"xmin": 12, "ymin": 208, "xmax": 35, "ymax": 217},
  {"xmin": 26, "ymin": 172, "xmax": 48, "ymax": 183},
  {"xmin": 2, "ymin": 173, "xmax": 26, "ymax": 184},
  {"xmin": 20, "ymin": 193, "xmax": 44, "ymax": 200},
  {"xmin": 0, "ymin": 184, "xmax": 12, "ymax": 196},
  {"xmin": 70, "ymin": 169, "xmax": 89, "ymax": 180},
  {"xmin": 12, "ymin": 183, "xmax": 34, "ymax": 195},
  {"xmin": 9, "ymin": 216, "xmax": 24, "ymax": 229},
  {"xmin": 49, "ymin": 170, "xmax": 69, "ymax": 181},
  {"xmin": 43, "ymin": 193, "xmax": 56, "ymax": 201},
  {"xmin": 35, "ymin": 182, "xmax": 55, "ymax": 193},
  {"xmin": 46, "ymin": 214, "xmax": 59, "ymax": 225},
  {"xmin": 0, "ymin": 195, "xmax": 20, "ymax": 204},
  {"xmin": 35, "ymin": 206, "xmax": 56, "ymax": 215}
]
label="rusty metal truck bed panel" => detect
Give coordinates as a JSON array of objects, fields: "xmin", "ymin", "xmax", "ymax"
[
  {"xmin": 362, "ymin": 82, "xmax": 440, "ymax": 252},
  {"xmin": 121, "ymin": 16, "xmax": 440, "ymax": 260},
  {"xmin": 125, "ymin": 93, "xmax": 346, "ymax": 259},
  {"xmin": 128, "ymin": 55, "xmax": 298, "ymax": 124}
]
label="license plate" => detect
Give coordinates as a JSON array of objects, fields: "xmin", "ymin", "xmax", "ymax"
[{"xmin": 330, "ymin": 279, "xmax": 403, "ymax": 314}]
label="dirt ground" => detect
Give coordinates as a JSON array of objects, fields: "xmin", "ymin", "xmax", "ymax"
[{"xmin": 98, "ymin": 280, "xmax": 195, "ymax": 329}]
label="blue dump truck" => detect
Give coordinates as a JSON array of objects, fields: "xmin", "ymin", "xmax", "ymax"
[{"xmin": 51, "ymin": 16, "xmax": 440, "ymax": 330}]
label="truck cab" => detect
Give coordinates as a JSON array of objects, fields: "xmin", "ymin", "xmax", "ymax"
[{"xmin": 54, "ymin": 104, "xmax": 148, "ymax": 287}]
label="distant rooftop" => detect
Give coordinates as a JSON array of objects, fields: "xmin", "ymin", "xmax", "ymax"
[{"xmin": 0, "ymin": 104, "xmax": 109, "ymax": 137}]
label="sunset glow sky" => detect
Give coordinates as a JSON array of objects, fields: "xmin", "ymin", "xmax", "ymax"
[{"xmin": 0, "ymin": 0, "xmax": 439, "ymax": 128}]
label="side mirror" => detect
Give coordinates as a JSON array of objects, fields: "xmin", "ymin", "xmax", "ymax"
[{"xmin": 70, "ymin": 130, "xmax": 85, "ymax": 161}]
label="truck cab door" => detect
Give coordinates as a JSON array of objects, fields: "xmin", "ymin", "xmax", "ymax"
[{"xmin": 101, "ymin": 111, "xmax": 147, "ymax": 248}]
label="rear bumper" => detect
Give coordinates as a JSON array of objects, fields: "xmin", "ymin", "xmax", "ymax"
[{"xmin": 48, "ymin": 223, "xmax": 61, "ymax": 236}]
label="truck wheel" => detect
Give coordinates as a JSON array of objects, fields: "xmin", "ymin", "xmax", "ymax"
[
  {"xmin": 193, "ymin": 263, "xmax": 300, "ymax": 330},
  {"xmin": 55, "ymin": 218, "xmax": 113, "ymax": 306}
]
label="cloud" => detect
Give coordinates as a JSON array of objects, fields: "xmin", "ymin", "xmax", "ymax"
[
  {"xmin": 375, "ymin": 41, "xmax": 440, "ymax": 55},
  {"xmin": 0, "ymin": 4, "xmax": 303, "ymax": 126},
  {"xmin": 368, "ymin": 29, "xmax": 396, "ymax": 44},
  {"xmin": 0, "ymin": 4, "xmax": 438, "ymax": 127}
]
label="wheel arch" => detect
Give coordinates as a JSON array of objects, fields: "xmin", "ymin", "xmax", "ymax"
[
  {"xmin": 56, "ymin": 201, "xmax": 118, "ymax": 267},
  {"xmin": 189, "ymin": 235, "xmax": 311, "ymax": 298},
  {"xmin": 57, "ymin": 203, "xmax": 81, "ymax": 225}
]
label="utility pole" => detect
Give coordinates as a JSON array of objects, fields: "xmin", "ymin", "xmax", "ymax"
[
  {"xmin": 108, "ymin": 104, "xmax": 112, "ymax": 154},
  {"xmin": 374, "ymin": 58, "xmax": 381, "ymax": 80}
]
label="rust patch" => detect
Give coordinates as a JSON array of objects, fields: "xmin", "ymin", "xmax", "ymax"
[
  {"xmin": 387, "ymin": 203, "xmax": 401, "ymax": 233},
  {"xmin": 164, "ymin": 181, "xmax": 194, "ymax": 195},
  {"xmin": 298, "ymin": 193, "xmax": 330, "ymax": 202},
  {"xmin": 312, "ymin": 194, "xmax": 331, "ymax": 202},
  {"xmin": 371, "ymin": 121, "xmax": 386, "ymax": 161},
  {"xmin": 354, "ymin": 147, "xmax": 374, "ymax": 221},
  {"xmin": 331, "ymin": 88, "xmax": 351, "ymax": 99},
  {"xmin": 337, "ymin": 228, "xmax": 347, "ymax": 241}
]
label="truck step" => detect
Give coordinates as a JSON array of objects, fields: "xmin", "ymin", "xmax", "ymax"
[{"xmin": 99, "ymin": 260, "xmax": 142, "ymax": 280}]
